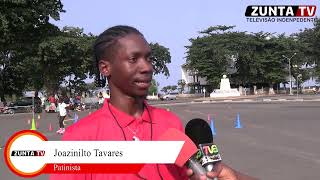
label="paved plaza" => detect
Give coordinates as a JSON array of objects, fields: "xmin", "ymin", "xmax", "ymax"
[{"xmin": 1, "ymin": 100, "xmax": 320, "ymax": 180}]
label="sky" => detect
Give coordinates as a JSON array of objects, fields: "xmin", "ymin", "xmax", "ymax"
[{"xmin": 52, "ymin": 0, "xmax": 320, "ymax": 88}]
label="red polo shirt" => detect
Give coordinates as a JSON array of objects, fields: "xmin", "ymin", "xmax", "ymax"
[
  {"xmin": 49, "ymin": 99, "xmax": 188, "ymax": 180},
  {"xmin": 48, "ymin": 96, "xmax": 56, "ymax": 103}
]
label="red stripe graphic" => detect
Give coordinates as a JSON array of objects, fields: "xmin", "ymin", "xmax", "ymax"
[
  {"xmin": 44, "ymin": 164, "xmax": 144, "ymax": 174},
  {"xmin": 296, "ymin": 6, "xmax": 302, "ymax": 17}
]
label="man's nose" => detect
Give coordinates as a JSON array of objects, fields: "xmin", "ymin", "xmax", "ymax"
[{"xmin": 139, "ymin": 58, "xmax": 154, "ymax": 74}]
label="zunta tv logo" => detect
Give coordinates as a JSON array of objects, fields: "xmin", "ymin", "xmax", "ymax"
[{"xmin": 245, "ymin": 5, "xmax": 317, "ymax": 23}]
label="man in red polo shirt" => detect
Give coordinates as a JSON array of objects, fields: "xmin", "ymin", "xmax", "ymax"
[{"xmin": 50, "ymin": 25, "xmax": 256, "ymax": 180}]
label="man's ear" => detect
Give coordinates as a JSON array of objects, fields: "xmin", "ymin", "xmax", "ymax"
[{"xmin": 98, "ymin": 60, "xmax": 111, "ymax": 77}]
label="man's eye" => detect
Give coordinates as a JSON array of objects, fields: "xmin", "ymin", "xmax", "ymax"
[
  {"xmin": 146, "ymin": 56, "xmax": 152, "ymax": 62},
  {"xmin": 129, "ymin": 57, "xmax": 137, "ymax": 63}
]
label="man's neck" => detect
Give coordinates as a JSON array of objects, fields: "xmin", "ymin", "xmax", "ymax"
[{"xmin": 109, "ymin": 95, "xmax": 145, "ymax": 118}]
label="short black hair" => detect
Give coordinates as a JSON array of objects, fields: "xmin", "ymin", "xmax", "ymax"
[{"xmin": 93, "ymin": 25, "xmax": 143, "ymax": 64}]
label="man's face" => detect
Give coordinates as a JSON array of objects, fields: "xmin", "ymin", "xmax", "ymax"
[{"xmin": 108, "ymin": 33, "xmax": 153, "ymax": 97}]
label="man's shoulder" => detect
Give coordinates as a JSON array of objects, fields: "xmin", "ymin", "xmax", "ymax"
[
  {"xmin": 149, "ymin": 105, "xmax": 183, "ymax": 128},
  {"xmin": 150, "ymin": 105, "xmax": 179, "ymax": 118}
]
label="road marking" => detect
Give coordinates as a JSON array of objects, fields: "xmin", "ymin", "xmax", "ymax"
[
  {"xmin": 243, "ymin": 99, "xmax": 254, "ymax": 102},
  {"xmin": 306, "ymin": 98, "xmax": 320, "ymax": 101},
  {"xmin": 153, "ymin": 98, "xmax": 320, "ymax": 107},
  {"xmin": 223, "ymin": 100, "xmax": 232, "ymax": 102},
  {"xmin": 276, "ymin": 99, "xmax": 287, "ymax": 101},
  {"xmin": 184, "ymin": 109, "xmax": 207, "ymax": 116},
  {"xmin": 64, "ymin": 118, "xmax": 74, "ymax": 122}
]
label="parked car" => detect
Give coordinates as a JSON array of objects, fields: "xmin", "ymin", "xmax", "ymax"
[
  {"xmin": 146, "ymin": 95, "xmax": 159, "ymax": 100},
  {"xmin": 160, "ymin": 92, "xmax": 178, "ymax": 100},
  {"xmin": 8, "ymin": 97, "xmax": 42, "ymax": 114}
]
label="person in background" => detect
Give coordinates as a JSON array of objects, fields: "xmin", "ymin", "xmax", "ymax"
[
  {"xmin": 48, "ymin": 94, "xmax": 56, "ymax": 112},
  {"xmin": 74, "ymin": 94, "xmax": 81, "ymax": 111},
  {"xmin": 98, "ymin": 91, "xmax": 104, "ymax": 108},
  {"xmin": 56, "ymin": 97, "xmax": 68, "ymax": 134}
]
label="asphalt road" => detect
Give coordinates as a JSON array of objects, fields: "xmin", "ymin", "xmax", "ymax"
[{"xmin": 1, "ymin": 100, "xmax": 320, "ymax": 180}]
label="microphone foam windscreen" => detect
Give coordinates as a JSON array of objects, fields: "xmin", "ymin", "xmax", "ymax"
[
  {"xmin": 185, "ymin": 118, "xmax": 213, "ymax": 145},
  {"xmin": 158, "ymin": 128, "xmax": 198, "ymax": 167}
]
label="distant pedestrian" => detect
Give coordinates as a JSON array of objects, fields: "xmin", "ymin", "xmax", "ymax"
[
  {"xmin": 74, "ymin": 94, "xmax": 83, "ymax": 111},
  {"xmin": 63, "ymin": 96, "xmax": 72, "ymax": 117},
  {"xmin": 98, "ymin": 92, "xmax": 104, "ymax": 108},
  {"xmin": 56, "ymin": 97, "xmax": 68, "ymax": 134},
  {"xmin": 48, "ymin": 94, "xmax": 56, "ymax": 112}
]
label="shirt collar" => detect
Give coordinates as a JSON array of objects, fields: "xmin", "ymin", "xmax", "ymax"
[{"xmin": 103, "ymin": 98, "xmax": 152, "ymax": 128}]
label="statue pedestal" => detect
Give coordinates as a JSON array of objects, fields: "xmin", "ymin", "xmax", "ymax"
[
  {"xmin": 210, "ymin": 75, "xmax": 240, "ymax": 98},
  {"xmin": 210, "ymin": 89, "xmax": 240, "ymax": 97}
]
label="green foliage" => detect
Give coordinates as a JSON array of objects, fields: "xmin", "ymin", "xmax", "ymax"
[
  {"xmin": 0, "ymin": 0, "xmax": 64, "ymax": 101},
  {"xmin": 149, "ymin": 42, "xmax": 171, "ymax": 77},
  {"xmin": 177, "ymin": 79, "xmax": 186, "ymax": 93},
  {"xmin": 298, "ymin": 18, "xmax": 320, "ymax": 82},
  {"xmin": 0, "ymin": 0, "xmax": 172, "ymax": 101},
  {"xmin": 161, "ymin": 85, "xmax": 177, "ymax": 93},
  {"xmin": 32, "ymin": 27, "xmax": 95, "ymax": 94},
  {"xmin": 161, "ymin": 86, "xmax": 168, "ymax": 93},
  {"xmin": 186, "ymin": 25, "xmax": 316, "ymax": 91},
  {"xmin": 148, "ymin": 79, "xmax": 159, "ymax": 95},
  {"xmin": 186, "ymin": 26, "xmax": 239, "ymax": 88},
  {"xmin": 171, "ymin": 85, "xmax": 177, "ymax": 91}
]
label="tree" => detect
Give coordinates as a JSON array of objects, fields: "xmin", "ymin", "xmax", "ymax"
[
  {"xmin": 161, "ymin": 85, "xmax": 177, "ymax": 93},
  {"xmin": 298, "ymin": 18, "xmax": 320, "ymax": 82},
  {"xmin": 248, "ymin": 32, "xmax": 289, "ymax": 93},
  {"xmin": 170, "ymin": 85, "xmax": 178, "ymax": 92},
  {"xmin": 177, "ymin": 79, "xmax": 186, "ymax": 93},
  {"xmin": 161, "ymin": 86, "xmax": 169, "ymax": 94},
  {"xmin": 0, "ymin": 0, "xmax": 64, "ymax": 101},
  {"xmin": 148, "ymin": 79, "xmax": 159, "ymax": 95},
  {"xmin": 185, "ymin": 25, "xmax": 312, "ymax": 94},
  {"xmin": 224, "ymin": 31, "xmax": 261, "ymax": 86},
  {"xmin": 149, "ymin": 43, "xmax": 171, "ymax": 77},
  {"xmin": 185, "ymin": 26, "xmax": 236, "ymax": 88},
  {"xmin": 23, "ymin": 24, "xmax": 62, "ymax": 93},
  {"xmin": 31, "ymin": 27, "xmax": 95, "ymax": 94}
]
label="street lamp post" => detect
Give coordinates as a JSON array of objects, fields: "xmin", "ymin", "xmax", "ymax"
[{"xmin": 282, "ymin": 53, "xmax": 297, "ymax": 95}]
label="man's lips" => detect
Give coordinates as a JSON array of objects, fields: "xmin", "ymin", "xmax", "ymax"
[{"xmin": 134, "ymin": 80, "xmax": 151, "ymax": 89}]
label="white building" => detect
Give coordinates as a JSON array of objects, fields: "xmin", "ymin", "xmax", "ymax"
[{"xmin": 181, "ymin": 64, "xmax": 208, "ymax": 93}]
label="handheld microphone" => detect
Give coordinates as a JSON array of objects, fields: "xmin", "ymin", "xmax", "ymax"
[
  {"xmin": 185, "ymin": 118, "xmax": 222, "ymax": 172},
  {"xmin": 158, "ymin": 128, "xmax": 209, "ymax": 177}
]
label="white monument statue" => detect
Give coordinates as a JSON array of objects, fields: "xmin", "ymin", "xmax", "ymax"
[{"xmin": 210, "ymin": 75, "xmax": 240, "ymax": 98}]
